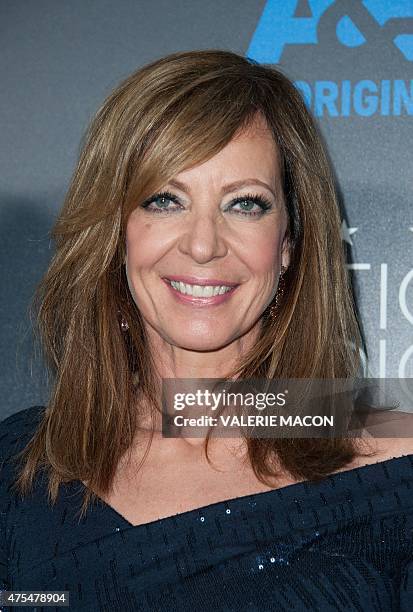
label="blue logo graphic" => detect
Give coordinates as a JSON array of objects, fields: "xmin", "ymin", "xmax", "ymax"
[
  {"xmin": 247, "ymin": 0, "xmax": 413, "ymax": 63},
  {"xmin": 247, "ymin": 1, "xmax": 413, "ymax": 117}
]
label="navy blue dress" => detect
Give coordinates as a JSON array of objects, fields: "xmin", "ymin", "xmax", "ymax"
[{"xmin": 1, "ymin": 405, "xmax": 412, "ymax": 611}]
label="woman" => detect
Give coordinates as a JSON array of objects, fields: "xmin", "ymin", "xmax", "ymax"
[{"xmin": 1, "ymin": 49, "xmax": 412, "ymax": 611}]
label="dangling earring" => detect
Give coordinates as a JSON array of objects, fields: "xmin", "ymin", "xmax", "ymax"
[
  {"xmin": 118, "ymin": 310, "xmax": 129, "ymax": 332},
  {"xmin": 269, "ymin": 265, "xmax": 287, "ymax": 321},
  {"xmin": 120, "ymin": 258, "xmax": 130, "ymax": 331}
]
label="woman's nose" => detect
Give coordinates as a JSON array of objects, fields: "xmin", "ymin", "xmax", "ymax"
[{"xmin": 177, "ymin": 212, "xmax": 228, "ymax": 263}]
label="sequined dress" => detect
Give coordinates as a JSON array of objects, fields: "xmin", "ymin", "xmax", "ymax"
[{"xmin": 1, "ymin": 406, "xmax": 412, "ymax": 611}]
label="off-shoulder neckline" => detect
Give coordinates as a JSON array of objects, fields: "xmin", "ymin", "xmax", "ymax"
[
  {"xmin": 84, "ymin": 452, "xmax": 413, "ymax": 531},
  {"xmin": 4, "ymin": 406, "xmax": 412, "ymax": 532}
]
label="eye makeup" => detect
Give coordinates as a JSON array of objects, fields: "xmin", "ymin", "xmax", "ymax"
[{"xmin": 140, "ymin": 191, "xmax": 274, "ymax": 217}]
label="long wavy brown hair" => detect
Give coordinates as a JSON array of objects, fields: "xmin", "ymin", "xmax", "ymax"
[{"xmin": 11, "ymin": 49, "xmax": 376, "ymax": 520}]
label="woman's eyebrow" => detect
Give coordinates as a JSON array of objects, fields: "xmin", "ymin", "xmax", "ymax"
[{"xmin": 167, "ymin": 178, "xmax": 277, "ymax": 198}]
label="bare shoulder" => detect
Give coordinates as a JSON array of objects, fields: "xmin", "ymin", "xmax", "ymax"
[
  {"xmin": 344, "ymin": 411, "xmax": 413, "ymax": 471},
  {"xmin": 359, "ymin": 410, "xmax": 413, "ymax": 461}
]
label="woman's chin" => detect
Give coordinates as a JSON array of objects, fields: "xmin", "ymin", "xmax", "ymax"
[{"xmin": 169, "ymin": 333, "xmax": 237, "ymax": 353}]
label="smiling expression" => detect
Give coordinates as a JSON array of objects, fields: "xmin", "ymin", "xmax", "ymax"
[{"xmin": 125, "ymin": 113, "xmax": 290, "ymax": 352}]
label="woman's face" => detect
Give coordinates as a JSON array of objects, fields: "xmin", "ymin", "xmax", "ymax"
[{"xmin": 125, "ymin": 113, "xmax": 290, "ymax": 352}]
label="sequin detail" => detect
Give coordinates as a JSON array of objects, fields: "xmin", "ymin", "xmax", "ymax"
[{"xmin": 1, "ymin": 405, "xmax": 413, "ymax": 612}]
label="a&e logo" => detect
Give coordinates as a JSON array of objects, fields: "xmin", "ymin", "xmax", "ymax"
[{"xmin": 247, "ymin": 0, "xmax": 413, "ymax": 117}]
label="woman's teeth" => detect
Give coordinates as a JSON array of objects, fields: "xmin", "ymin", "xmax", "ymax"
[{"xmin": 169, "ymin": 280, "xmax": 233, "ymax": 297}]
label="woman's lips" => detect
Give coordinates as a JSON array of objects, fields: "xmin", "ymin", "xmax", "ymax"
[
  {"xmin": 162, "ymin": 278, "xmax": 239, "ymax": 306},
  {"xmin": 164, "ymin": 275, "xmax": 239, "ymax": 287}
]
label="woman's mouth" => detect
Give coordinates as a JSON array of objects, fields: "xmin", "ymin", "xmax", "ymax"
[{"xmin": 162, "ymin": 277, "xmax": 239, "ymax": 305}]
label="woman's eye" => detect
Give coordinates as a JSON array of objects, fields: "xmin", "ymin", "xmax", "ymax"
[
  {"xmin": 141, "ymin": 191, "xmax": 182, "ymax": 214},
  {"xmin": 228, "ymin": 194, "xmax": 272, "ymax": 217}
]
